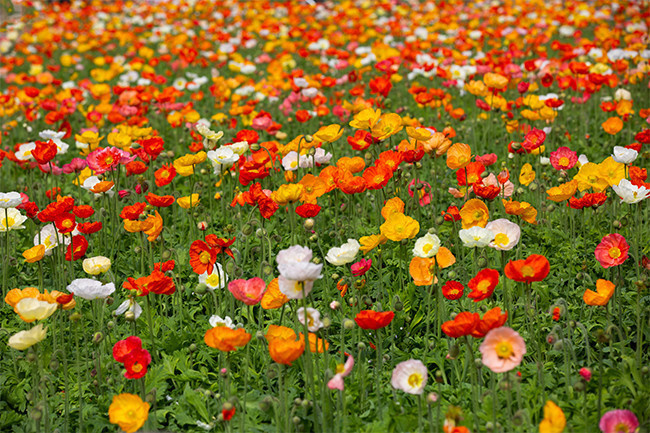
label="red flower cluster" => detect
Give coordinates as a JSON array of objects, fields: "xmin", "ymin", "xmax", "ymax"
[{"xmin": 113, "ymin": 336, "xmax": 152, "ymax": 380}]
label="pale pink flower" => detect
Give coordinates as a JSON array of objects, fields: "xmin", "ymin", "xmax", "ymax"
[
  {"xmin": 599, "ymin": 410, "xmax": 638, "ymax": 433},
  {"xmin": 479, "ymin": 327, "xmax": 526, "ymax": 373},
  {"xmin": 327, "ymin": 355, "xmax": 355, "ymax": 391},
  {"xmin": 391, "ymin": 359, "xmax": 428, "ymax": 394}
]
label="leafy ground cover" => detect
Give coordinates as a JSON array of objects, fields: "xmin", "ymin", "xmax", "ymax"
[{"xmin": 0, "ymin": 0, "xmax": 649, "ymax": 432}]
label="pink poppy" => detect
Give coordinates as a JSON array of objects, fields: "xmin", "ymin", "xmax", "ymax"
[
  {"xmin": 227, "ymin": 278, "xmax": 267, "ymax": 306},
  {"xmin": 408, "ymin": 179, "xmax": 431, "ymax": 206},
  {"xmin": 594, "ymin": 234, "xmax": 629, "ymax": 268},
  {"xmin": 599, "ymin": 410, "xmax": 638, "ymax": 433},
  {"xmin": 327, "ymin": 355, "xmax": 355, "ymax": 391},
  {"xmin": 521, "ymin": 128, "xmax": 546, "ymax": 153},
  {"xmin": 479, "ymin": 327, "xmax": 526, "ymax": 373},
  {"xmin": 549, "ymin": 146, "xmax": 577, "ymax": 171},
  {"xmin": 475, "ymin": 153, "xmax": 497, "ymax": 166},
  {"xmin": 351, "ymin": 259, "xmax": 372, "ymax": 277}
]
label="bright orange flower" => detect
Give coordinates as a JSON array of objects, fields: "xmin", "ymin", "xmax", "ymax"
[
  {"xmin": 266, "ymin": 325, "xmax": 305, "ymax": 366},
  {"xmin": 504, "ymin": 254, "xmax": 550, "ymax": 283},
  {"xmin": 442, "ymin": 312, "xmax": 480, "ymax": 338},
  {"xmin": 359, "ymin": 233, "xmax": 388, "ymax": 254},
  {"xmin": 336, "ymin": 170, "xmax": 367, "ymax": 195},
  {"xmin": 154, "ymin": 164, "xmax": 176, "ymax": 187},
  {"xmin": 5, "ymin": 287, "xmax": 40, "ymax": 310},
  {"xmin": 204, "ymin": 327, "xmax": 251, "ymax": 352},
  {"xmin": 471, "ymin": 307, "xmax": 508, "ymax": 338},
  {"xmin": 308, "ymin": 333, "xmax": 329, "ymax": 353},
  {"xmin": 446, "ymin": 143, "xmax": 472, "ymax": 170},
  {"xmin": 546, "ymin": 180, "xmax": 578, "ymax": 202},
  {"xmin": 502, "ymin": 199, "xmax": 537, "ymax": 224},
  {"xmin": 381, "ymin": 197, "xmax": 405, "ymax": 219},
  {"xmin": 261, "ymin": 278, "xmax": 289, "ymax": 310},
  {"xmin": 409, "ymin": 257, "xmax": 436, "ymax": 286},
  {"xmin": 363, "ymin": 164, "xmax": 393, "ymax": 190},
  {"xmin": 602, "ymin": 116, "xmax": 624, "ymax": 135},
  {"xmin": 23, "ymin": 245, "xmax": 46, "ymax": 263},
  {"xmin": 145, "ymin": 193, "xmax": 175, "ymax": 208},
  {"xmin": 189, "ymin": 240, "xmax": 217, "ymax": 275},
  {"xmin": 459, "ymin": 199, "xmax": 489, "ymax": 229},
  {"xmin": 336, "ymin": 156, "xmax": 366, "ymax": 173},
  {"xmin": 298, "ymin": 174, "xmax": 327, "ymax": 204},
  {"xmin": 583, "ymin": 279, "xmax": 615, "ymax": 306}
]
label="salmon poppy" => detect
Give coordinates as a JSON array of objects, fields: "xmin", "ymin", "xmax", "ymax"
[
  {"xmin": 471, "ymin": 307, "xmax": 508, "ymax": 338},
  {"xmin": 467, "ymin": 268, "xmax": 500, "ymax": 302},
  {"xmin": 354, "ymin": 310, "xmax": 394, "ymax": 330},
  {"xmin": 594, "ymin": 234, "xmax": 629, "ymax": 268},
  {"xmin": 189, "ymin": 240, "xmax": 217, "ymax": 275},
  {"xmin": 441, "ymin": 312, "xmax": 480, "ymax": 338},
  {"xmin": 204, "ymin": 327, "xmax": 251, "ymax": 352},
  {"xmin": 504, "ymin": 254, "xmax": 550, "ymax": 283}
]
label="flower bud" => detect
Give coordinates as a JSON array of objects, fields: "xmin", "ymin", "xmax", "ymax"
[
  {"xmin": 70, "ymin": 312, "xmax": 82, "ymax": 322},
  {"xmin": 303, "ymin": 218, "xmax": 314, "ymax": 230},
  {"xmin": 195, "ymin": 284, "xmax": 208, "ymax": 295},
  {"xmin": 93, "ymin": 332, "xmax": 103, "ymax": 344},
  {"xmin": 189, "ymin": 343, "xmax": 197, "ymax": 353},
  {"xmin": 125, "ymin": 311, "xmax": 136, "ymax": 321},
  {"xmin": 343, "ymin": 318, "xmax": 355, "ymax": 330}
]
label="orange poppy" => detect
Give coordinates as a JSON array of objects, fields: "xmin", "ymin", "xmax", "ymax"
[
  {"xmin": 381, "ymin": 197, "xmax": 405, "ymax": 220},
  {"xmin": 502, "ymin": 199, "xmax": 537, "ymax": 224},
  {"xmin": 504, "ymin": 254, "xmax": 550, "ymax": 283},
  {"xmin": 459, "ymin": 199, "xmax": 489, "ymax": 229},
  {"xmin": 337, "ymin": 156, "xmax": 366, "ymax": 173},
  {"xmin": 409, "ymin": 257, "xmax": 436, "ymax": 286},
  {"xmin": 583, "ymin": 279, "xmax": 615, "ymax": 306},
  {"xmin": 363, "ymin": 164, "xmax": 393, "ymax": 190},
  {"xmin": 337, "ymin": 170, "xmax": 367, "ymax": 195},
  {"xmin": 318, "ymin": 166, "xmax": 340, "ymax": 193},
  {"xmin": 154, "ymin": 164, "xmax": 176, "ymax": 187},
  {"xmin": 441, "ymin": 312, "xmax": 480, "ymax": 338},
  {"xmin": 446, "ymin": 143, "xmax": 472, "ymax": 170},
  {"xmin": 266, "ymin": 325, "xmax": 305, "ymax": 366},
  {"xmin": 298, "ymin": 174, "xmax": 327, "ymax": 204},
  {"xmin": 471, "ymin": 307, "xmax": 508, "ymax": 338},
  {"xmin": 145, "ymin": 193, "xmax": 175, "ymax": 208},
  {"xmin": 602, "ymin": 116, "xmax": 624, "ymax": 135},
  {"xmin": 189, "ymin": 240, "xmax": 217, "ymax": 275},
  {"xmin": 308, "ymin": 333, "xmax": 329, "ymax": 353},
  {"xmin": 204, "ymin": 327, "xmax": 251, "ymax": 352},
  {"xmin": 261, "ymin": 278, "xmax": 289, "ymax": 310}
]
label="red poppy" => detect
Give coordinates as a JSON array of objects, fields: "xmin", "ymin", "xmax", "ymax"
[
  {"xmin": 145, "ymin": 270, "xmax": 176, "ymax": 295},
  {"xmin": 594, "ymin": 233, "xmax": 629, "ymax": 269},
  {"xmin": 120, "ymin": 202, "xmax": 147, "ymax": 220},
  {"xmin": 73, "ymin": 205, "xmax": 95, "ymax": 219},
  {"xmin": 235, "ymin": 129, "xmax": 259, "ymax": 144},
  {"xmin": 441, "ymin": 312, "xmax": 480, "ymax": 338},
  {"xmin": 521, "ymin": 128, "xmax": 546, "ymax": 153},
  {"xmin": 504, "ymin": 254, "xmax": 550, "ymax": 283},
  {"xmin": 54, "ymin": 213, "xmax": 77, "ymax": 234},
  {"xmin": 348, "ymin": 130, "xmax": 373, "ymax": 151},
  {"xmin": 189, "ymin": 240, "xmax": 217, "ymax": 275},
  {"xmin": 125, "ymin": 160, "xmax": 148, "ymax": 176},
  {"xmin": 222, "ymin": 406, "xmax": 236, "ymax": 421},
  {"xmin": 369, "ymin": 76, "xmax": 392, "ymax": 97},
  {"xmin": 56, "ymin": 293, "xmax": 74, "ymax": 305},
  {"xmin": 205, "ymin": 235, "xmax": 236, "ymax": 259},
  {"xmin": 46, "ymin": 187, "xmax": 61, "ymax": 200},
  {"xmin": 471, "ymin": 307, "xmax": 508, "ymax": 338},
  {"xmin": 139, "ymin": 137, "xmax": 165, "ymax": 159},
  {"xmin": 145, "ymin": 192, "xmax": 175, "ymax": 208},
  {"xmin": 258, "ymin": 197, "xmax": 279, "ymax": 219},
  {"xmin": 123, "ymin": 348, "xmax": 152, "ymax": 379},
  {"xmin": 65, "ymin": 235, "xmax": 88, "ymax": 261},
  {"xmin": 456, "ymin": 162, "xmax": 485, "ymax": 186},
  {"xmin": 295, "ymin": 203, "xmax": 321, "ymax": 218},
  {"xmin": 354, "ymin": 310, "xmax": 394, "ymax": 330},
  {"xmin": 442, "ymin": 280, "xmax": 464, "ymax": 300},
  {"xmin": 38, "ymin": 197, "xmax": 75, "ymax": 222},
  {"xmin": 442, "ymin": 205, "xmax": 461, "ymax": 222},
  {"xmin": 77, "ymin": 221, "xmax": 103, "ymax": 234},
  {"xmin": 31, "ymin": 140, "xmax": 58, "ymax": 165},
  {"xmin": 154, "ymin": 260, "xmax": 175, "ymax": 273},
  {"xmin": 568, "ymin": 192, "xmax": 607, "ymax": 209},
  {"xmin": 155, "ymin": 164, "xmax": 176, "ymax": 187},
  {"xmin": 113, "ymin": 336, "xmax": 143, "ymax": 363},
  {"xmin": 473, "ymin": 179, "xmax": 501, "ymax": 200},
  {"xmin": 467, "ymin": 268, "xmax": 500, "ymax": 302}
]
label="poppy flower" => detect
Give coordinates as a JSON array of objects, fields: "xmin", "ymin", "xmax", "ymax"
[
  {"xmin": 73, "ymin": 205, "xmax": 95, "ymax": 219},
  {"xmin": 550, "ymin": 147, "xmax": 578, "ymax": 171},
  {"xmin": 145, "ymin": 193, "xmax": 175, "ymax": 208},
  {"xmin": 295, "ymin": 203, "xmax": 321, "ymax": 218},
  {"xmin": 261, "ymin": 278, "xmax": 289, "ymax": 310},
  {"xmin": 456, "ymin": 162, "xmax": 485, "ymax": 186},
  {"xmin": 467, "ymin": 268, "xmax": 500, "ymax": 302},
  {"xmin": 504, "ymin": 254, "xmax": 550, "ymax": 283},
  {"xmin": 568, "ymin": 192, "xmax": 607, "ymax": 209},
  {"xmin": 77, "ymin": 221, "xmax": 103, "ymax": 234},
  {"xmin": 351, "ymin": 258, "xmax": 372, "ymax": 277},
  {"xmin": 521, "ymin": 128, "xmax": 546, "ymax": 153},
  {"xmin": 380, "ymin": 212, "xmax": 420, "ymax": 241},
  {"xmin": 479, "ymin": 326, "xmax": 526, "ymax": 373},
  {"xmin": 546, "ymin": 180, "xmax": 579, "ymax": 202},
  {"xmin": 123, "ymin": 348, "xmax": 152, "ymax": 379},
  {"xmin": 583, "ymin": 279, "xmax": 615, "ymax": 306},
  {"xmin": 54, "ymin": 213, "xmax": 76, "ymax": 234},
  {"xmin": 189, "ymin": 240, "xmax": 217, "ymax": 275},
  {"xmin": 120, "ymin": 202, "xmax": 147, "ymax": 221},
  {"xmin": 228, "ymin": 278, "xmax": 266, "ymax": 306},
  {"xmin": 538, "ymin": 401, "xmax": 566, "ymax": 433},
  {"xmin": 265, "ymin": 325, "xmax": 305, "ymax": 366},
  {"xmin": 205, "ymin": 234, "xmax": 236, "ymax": 259},
  {"xmin": 471, "ymin": 307, "xmax": 508, "ymax": 338},
  {"xmin": 409, "ymin": 257, "xmax": 436, "ymax": 286},
  {"xmin": 108, "ymin": 393, "xmax": 150, "ymax": 433},
  {"xmin": 446, "ymin": 143, "xmax": 472, "ymax": 170},
  {"xmin": 594, "ymin": 234, "xmax": 629, "ymax": 268},
  {"xmin": 502, "ymin": 199, "xmax": 537, "ymax": 224},
  {"xmin": 391, "ymin": 359, "xmax": 428, "ymax": 395},
  {"xmin": 204, "ymin": 327, "xmax": 251, "ymax": 352},
  {"xmin": 459, "ymin": 199, "xmax": 489, "ymax": 229},
  {"xmin": 599, "ymin": 410, "xmax": 639, "ymax": 433},
  {"xmin": 442, "ymin": 281, "xmax": 464, "ymax": 300},
  {"xmin": 65, "ymin": 235, "xmax": 88, "ymax": 261},
  {"xmin": 442, "ymin": 312, "xmax": 480, "ymax": 338},
  {"xmin": 155, "ymin": 164, "xmax": 176, "ymax": 187},
  {"xmin": 602, "ymin": 117, "xmax": 624, "ymax": 135},
  {"xmin": 354, "ymin": 310, "xmax": 394, "ymax": 330},
  {"xmin": 113, "ymin": 336, "xmax": 144, "ymax": 363},
  {"xmin": 222, "ymin": 406, "xmax": 236, "ymax": 421},
  {"xmin": 31, "ymin": 140, "xmax": 58, "ymax": 165}
]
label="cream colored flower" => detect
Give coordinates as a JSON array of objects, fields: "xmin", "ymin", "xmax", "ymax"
[
  {"xmin": 8, "ymin": 324, "xmax": 47, "ymax": 350},
  {"xmin": 412, "ymin": 233, "xmax": 441, "ymax": 258},
  {"xmin": 0, "ymin": 208, "xmax": 28, "ymax": 232},
  {"xmin": 15, "ymin": 298, "xmax": 57, "ymax": 323},
  {"xmin": 82, "ymin": 256, "xmax": 112, "ymax": 275}
]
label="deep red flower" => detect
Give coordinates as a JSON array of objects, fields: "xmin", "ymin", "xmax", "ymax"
[
  {"xmin": 205, "ymin": 235, "xmax": 236, "ymax": 259},
  {"xmin": 354, "ymin": 310, "xmax": 394, "ymax": 330},
  {"xmin": 189, "ymin": 240, "xmax": 217, "ymax": 275},
  {"xmin": 145, "ymin": 192, "xmax": 175, "ymax": 208},
  {"xmin": 295, "ymin": 203, "xmax": 321, "ymax": 218},
  {"xmin": 54, "ymin": 213, "xmax": 77, "ymax": 234},
  {"xmin": 123, "ymin": 348, "xmax": 152, "ymax": 379},
  {"xmin": 125, "ymin": 160, "xmax": 148, "ymax": 176},
  {"xmin": 442, "ymin": 281, "xmax": 464, "ymax": 300},
  {"xmin": 155, "ymin": 164, "xmax": 176, "ymax": 187},
  {"xmin": 442, "ymin": 205, "xmax": 461, "ymax": 222},
  {"xmin": 139, "ymin": 137, "xmax": 165, "ymax": 159},
  {"xmin": 73, "ymin": 205, "xmax": 95, "ymax": 219},
  {"xmin": 77, "ymin": 221, "xmax": 103, "ymax": 234},
  {"xmin": 467, "ymin": 268, "xmax": 500, "ymax": 302},
  {"xmin": 521, "ymin": 128, "xmax": 546, "ymax": 153},
  {"xmin": 65, "ymin": 235, "xmax": 88, "ymax": 261},
  {"xmin": 568, "ymin": 192, "xmax": 607, "ymax": 209},
  {"xmin": 222, "ymin": 406, "xmax": 236, "ymax": 421},
  {"xmin": 31, "ymin": 140, "xmax": 58, "ymax": 165},
  {"xmin": 113, "ymin": 336, "xmax": 143, "ymax": 363}
]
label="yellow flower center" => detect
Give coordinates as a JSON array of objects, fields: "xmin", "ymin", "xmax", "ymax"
[
  {"xmin": 132, "ymin": 362, "xmax": 143, "ymax": 373},
  {"xmin": 423, "ymin": 243, "xmax": 433, "ymax": 254},
  {"xmin": 558, "ymin": 157, "xmax": 569, "ymax": 166},
  {"xmin": 473, "ymin": 211, "xmax": 484, "ymax": 221},
  {"xmin": 496, "ymin": 341, "xmax": 514, "ymax": 359},
  {"xmin": 62, "ymin": 219, "xmax": 73, "ymax": 228},
  {"xmin": 336, "ymin": 363, "xmax": 345, "ymax": 374},
  {"xmin": 199, "ymin": 251, "xmax": 211, "ymax": 264},
  {"xmin": 520, "ymin": 265, "xmax": 535, "ymax": 277},
  {"xmin": 494, "ymin": 233, "xmax": 509, "ymax": 246},
  {"xmin": 206, "ymin": 274, "xmax": 220, "ymax": 287},
  {"xmin": 407, "ymin": 373, "xmax": 423, "ymax": 388},
  {"xmin": 104, "ymin": 156, "xmax": 114, "ymax": 165},
  {"xmin": 609, "ymin": 247, "xmax": 621, "ymax": 259},
  {"xmin": 3, "ymin": 217, "xmax": 15, "ymax": 227},
  {"xmin": 477, "ymin": 280, "xmax": 492, "ymax": 293}
]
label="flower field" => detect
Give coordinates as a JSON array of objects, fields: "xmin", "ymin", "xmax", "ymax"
[{"xmin": 1, "ymin": 0, "xmax": 649, "ymax": 432}]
